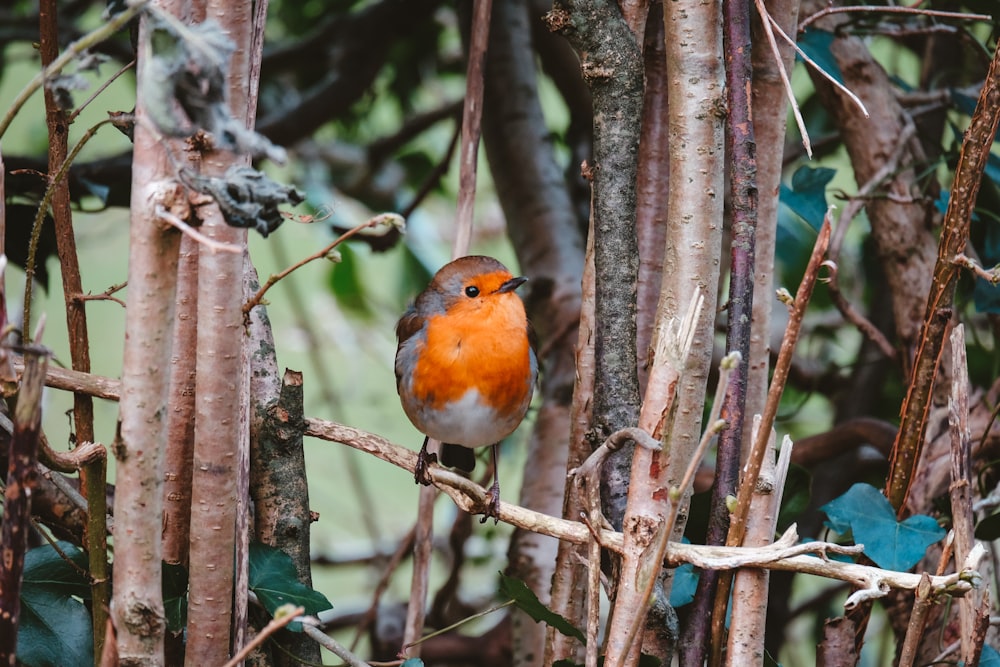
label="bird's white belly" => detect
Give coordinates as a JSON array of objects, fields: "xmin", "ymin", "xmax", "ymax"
[{"xmin": 414, "ymin": 389, "xmax": 522, "ymax": 447}]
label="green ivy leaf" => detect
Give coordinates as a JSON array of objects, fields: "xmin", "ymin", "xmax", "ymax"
[
  {"xmin": 821, "ymin": 483, "xmax": 945, "ymax": 571},
  {"xmin": 22, "ymin": 542, "xmax": 90, "ymax": 599},
  {"xmin": 249, "ymin": 542, "xmax": 333, "ymax": 632},
  {"xmin": 782, "ymin": 165, "xmax": 835, "ymax": 231},
  {"xmin": 498, "ymin": 573, "xmax": 585, "ymax": 643},
  {"xmin": 18, "ymin": 542, "xmax": 93, "ymax": 667},
  {"xmin": 401, "ymin": 659, "xmax": 425, "ymax": 667},
  {"xmin": 668, "ymin": 561, "xmax": 698, "ymax": 608},
  {"xmin": 982, "ymin": 644, "xmax": 1000, "ymax": 666},
  {"xmin": 797, "ymin": 29, "xmax": 845, "ymax": 88}
]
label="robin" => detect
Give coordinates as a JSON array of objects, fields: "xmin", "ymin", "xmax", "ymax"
[{"xmin": 395, "ymin": 255, "xmax": 537, "ymax": 523}]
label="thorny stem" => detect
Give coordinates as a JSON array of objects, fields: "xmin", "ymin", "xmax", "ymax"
[{"xmin": 885, "ymin": 35, "xmax": 1000, "ymax": 513}]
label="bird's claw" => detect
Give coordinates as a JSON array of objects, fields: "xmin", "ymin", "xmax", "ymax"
[
  {"xmin": 480, "ymin": 481, "xmax": 501, "ymax": 525},
  {"xmin": 414, "ymin": 448, "xmax": 437, "ymax": 486}
]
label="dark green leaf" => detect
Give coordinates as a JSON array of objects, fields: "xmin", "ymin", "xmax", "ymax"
[
  {"xmin": 781, "ymin": 165, "xmax": 835, "ymax": 231},
  {"xmin": 498, "ymin": 573, "xmax": 585, "ymax": 643},
  {"xmin": 249, "ymin": 542, "xmax": 333, "ymax": 632},
  {"xmin": 668, "ymin": 563, "xmax": 698, "ymax": 608},
  {"xmin": 797, "ymin": 29, "xmax": 845, "ymax": 89},
  {"xmin": 975, "ymin": 512, "xmax": 1000, "ymax": 541},
  {"xmin": 19, "ymin": 583, "xmax": 93, "ymax": 667},
  {"xmin": 982, "ymin": 644, "xmax": 1000, "ymax": 667},
  {"xmin": 821, "ymin": 483, "xmax": 945, "ymax": 570},
  {"xmin": 163, "ymin": 562, "xmax": 188, "ymax": 633},
  {"xmin": 22, "ymin": 542, "xmax": 90, "ymax": 599}
]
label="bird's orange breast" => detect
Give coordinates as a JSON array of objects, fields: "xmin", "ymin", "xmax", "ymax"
[{"xmin": 409, "ymin": 293, "xmax": 532, "ymax": 415}]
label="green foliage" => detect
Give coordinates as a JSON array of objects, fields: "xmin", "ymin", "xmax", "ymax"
[
  {"xmin": 821, "ymin": 483, "xmax": 945, "ymax": 571},
  {"xmin": 401, "ymin": 659, "xmax": 425, "ymax": 667},
  {"xmin": 797, "ymin": 30, "xmax": 845, "ymax": 87},
  {"xmin": 248, "ymin": 542, "xmax": 333, "ymax": 632},
  {"xmin": 777, "ymin": 165, "xmax": 834, "ymax": 278},
  {"xmin": 982, "ymin": 644, "xmax": 1000, "ymax": 666},
  {"xmin": 668, "ymin": 562, "xmax": 698, "ymax": 608},
  {"xmin": 17, "ymin": 542, "xmax": 93, "ymax": 667},
  {"xmin": 498, "ymin": 573, "xmax": 585, "ymax": 643}
]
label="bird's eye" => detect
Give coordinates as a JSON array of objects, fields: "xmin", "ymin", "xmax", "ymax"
[{"xmin": 464, "ymin": 285, "xmax": 480, "ymax": 298}]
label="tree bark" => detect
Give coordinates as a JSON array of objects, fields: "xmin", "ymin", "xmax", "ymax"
[
  {"xmin": 0, "ymin": 348, "xmax": 47, "ymax": 664},
  {"xmin": 184, "ymin": 0, "xmax": 253, "ymax": 662},
  {"xmin": 480, "ymin": 1, "xmax": 585, "ymax": 663},
  {"xmin": 550, "ymin": 0, "xmax": 644, "ymax": 534}
]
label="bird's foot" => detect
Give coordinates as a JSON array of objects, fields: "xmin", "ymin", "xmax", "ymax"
[
  {"xmin": 414, "ymin": 442, "xmax": 437, "ymax": 486},
  {"xmin": 480, "ymin": 480, "xmax": 501, "ymax": 524}
]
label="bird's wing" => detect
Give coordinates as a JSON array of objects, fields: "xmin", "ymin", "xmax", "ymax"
[{"xmin": 394, "ymin": 305, "xmax": 424, "ymax": 393}]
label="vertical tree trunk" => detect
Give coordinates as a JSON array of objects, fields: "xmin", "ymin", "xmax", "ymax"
[
  {"xmin": 479, "ymin": 1, "xmax": 586, "ymax": 663},
  {"xmin": 551, "ymin": 0, "xmax": 644, "ymax": 533},
  {"xmin": 37, "ymin": 2, "xmax": 108, "ymax": 657},
  {"xmin": 184, "ymin": 0, "xmax": 253, "ymax": 661},
  {"xmin": 112, "ymin": 3, "xmax": 185, "ymax": 662}
]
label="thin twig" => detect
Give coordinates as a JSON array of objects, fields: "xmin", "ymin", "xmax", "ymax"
[
  {"xmin": 0, "ymin": 1, "xmax": 149, "ymax": 140},
  {"xmin": 886, "ymin": 34, "xmax": 1000, "ymax": 512},
  {"xmin": 76, "ymin": 281, "xmax": 128, "ymax": 308},
  {"xmin": 769, "ymin": 14, "xmax": 870, "ymax": 118},
  {"xmin": 830, "ymin": 121, "xmax": 917, "ymax": 263},
  {"xmin": 953, "ymin": 252, "xmax": 1000, "ymax": 283},
  {"xmin": 23, "ymin": 118, "xmax": 116, "ymax": 333},
  {"xmin": 67, "ymin": 59, "xmax": 136, "ymax": 125},
  {"xmin": 824, "ymin": 259, "xmax": 898, "ymax": 361},
  {"xmin": 898, "ymin": 574, "xmax": 934, "ymax": 667},
  {"xmin": 403, "ymin": 599, "xmax": 516, "ymax": 651},
  {"xmin": 728, "ymin": 215, "xmax": 832, "ymax": 548},
  {"xmin": 243, "ymin": 212, "xmax": 402, "ymax": 314},
  {"xmin": 303, "ymin": 417, "xmax": 983, "ymax": 603},
  {"xmin": 799, "ymin": 5, "xmax": 992, "ymax": 32},
  {"xmin": 156, "ymin": 206, "xmax": 242, "ymax": 254},
  {"xmin": 221, "ymin": 605, "xmax": 305, "ymax": 667},
  {"xmin": 754, "ymin": 0, "xmax": 811, "ymax": 157},
  {"xmin": 302, "ymin": 620, "xmax": 372, "ymax": 667}
]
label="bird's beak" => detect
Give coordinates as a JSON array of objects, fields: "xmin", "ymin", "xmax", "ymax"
[{"xmin": 498, "ymin": 276, "xmax": 528, "ymax": 293}]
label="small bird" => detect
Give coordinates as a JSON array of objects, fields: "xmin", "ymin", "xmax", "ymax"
[{"xmin": 395, "ymin": 255, "xmax": 537, "ymax": 523}]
